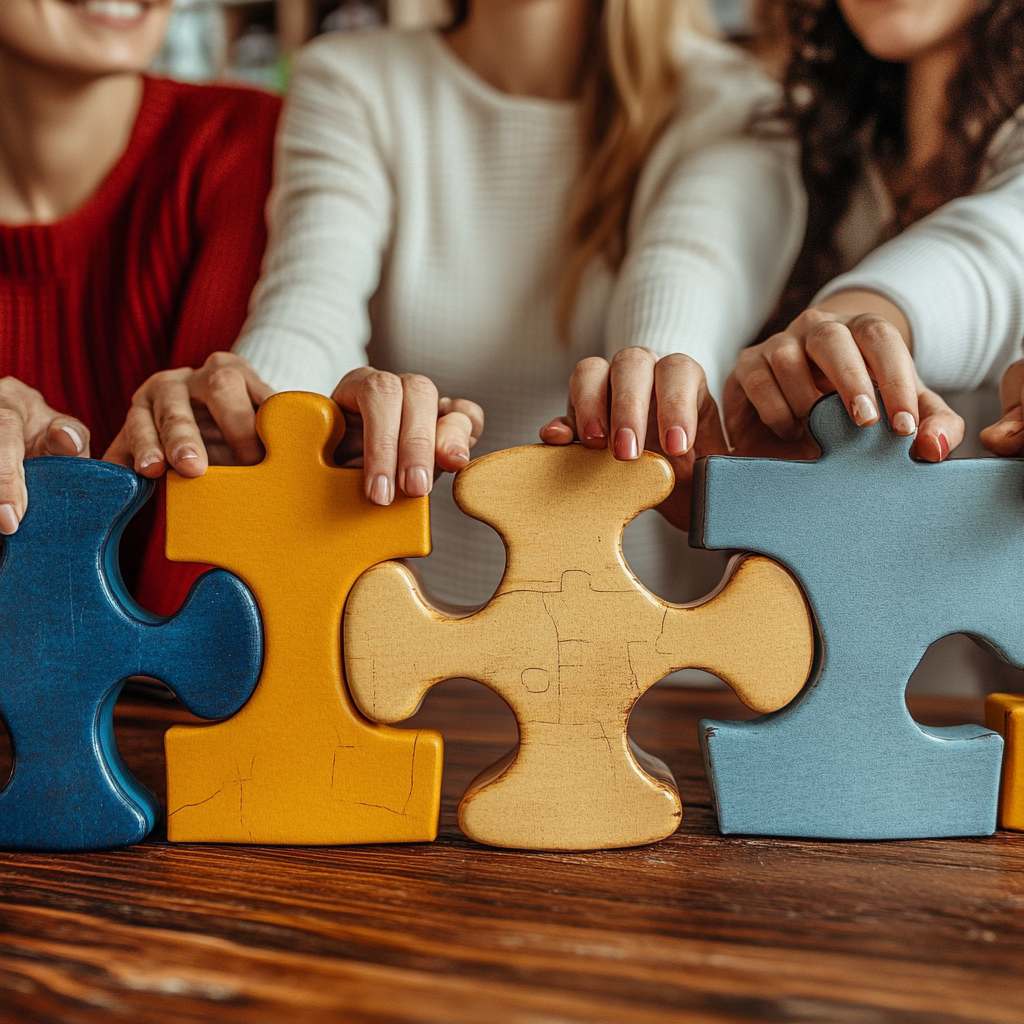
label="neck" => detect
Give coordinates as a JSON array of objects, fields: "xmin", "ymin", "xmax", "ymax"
[
  {"xmin": 446, "ymin": 0, "xmax": 591, "ymax": 100},
  {"xmin": 0, "ymin": 52, "xmax": 142, "ymax": 225},
  {"xmin": 903, "ymin": 38, "xmax": 965, "ymax": 172}
]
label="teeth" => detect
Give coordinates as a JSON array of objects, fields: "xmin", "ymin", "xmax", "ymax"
[{"xmin": 82, "ymin": 0, "xmax": 145, "ymax": 20}]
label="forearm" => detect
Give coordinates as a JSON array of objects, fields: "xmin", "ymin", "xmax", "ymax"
[
  {"xmin": 813, "ymin": 170, "xmax": 1024, "ymax": 390},
  {"xmin": 608, "ymin": 135, "xmax": 805, "ymax": 401}
]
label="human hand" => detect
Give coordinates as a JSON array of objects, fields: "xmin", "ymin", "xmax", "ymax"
[
  {"xmin": 539, "ymin": 348, "xmax": 727, "ymax": 529},
  {"xmin": 0, "ymin": 377, "xmax": 89, "ymax": 535},
  {"xmin": 331, "ymin": 368, "xmax": 484, "ymax": 505},
  {"xmin": 104, "ymin": 352, "xmax": 273, "ymax": 477},
  {"xmin": 728, "ymin": 308, "xmax": 964, "ymax": 461},
  {"xmin": 981, "ymin": 359, "xmax": 1024, "ymax": 456}
]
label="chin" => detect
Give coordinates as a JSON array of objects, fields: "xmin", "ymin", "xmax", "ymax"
[
  {"xmin": 856, "ymin": 29, "xmax": 925, "ymax": 63},
  {"xmin": 0, "ymin": 0, "xmax": 171, "ymax": 77},
  {"xmin": 840, "ymin": 0, "xmax": 977, "ymax": 64}
]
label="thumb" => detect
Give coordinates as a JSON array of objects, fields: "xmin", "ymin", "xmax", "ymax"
[
  {"xmin": 42, "ymin": 415, "xmax": 90, "ymax": 458},
  {"xmin": 980, "ymin": 404, "xmax": 1024, "ymax": 456}
]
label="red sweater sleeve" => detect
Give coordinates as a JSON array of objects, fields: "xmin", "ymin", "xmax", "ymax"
[
  {"xmin": 172, "ymin": 90, "xmax": 279, "ymax": 365},
  {"xmin": 133, "ymin": 88, "xmax": 281, "ymax": 616}
]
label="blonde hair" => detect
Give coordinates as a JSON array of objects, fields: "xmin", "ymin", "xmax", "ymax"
[{"xmin": 557, "ymin": 0, "xmax": 715, "ymax": 339}]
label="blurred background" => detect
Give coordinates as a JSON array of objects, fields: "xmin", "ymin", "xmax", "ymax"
[{"xmin": 153, "ymin": 0, "xmax": 754, "ymax": 89}]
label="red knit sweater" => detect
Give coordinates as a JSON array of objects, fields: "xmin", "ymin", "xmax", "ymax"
[{"xmin": 0, "ymin": 76, "xmax": 280, "ymax": 615}]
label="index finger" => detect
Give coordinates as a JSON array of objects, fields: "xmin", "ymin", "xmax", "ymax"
[{"xmin": 848, "ymin": 314, "xmax": 918, "ymax": 436}]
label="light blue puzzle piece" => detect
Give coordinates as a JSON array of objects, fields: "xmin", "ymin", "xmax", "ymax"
[{"xmin": 690, "ymin": 393, "xmax": 1012, "ymax": 839}]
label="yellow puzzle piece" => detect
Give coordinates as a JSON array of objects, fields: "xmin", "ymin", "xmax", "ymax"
[
  {"xmin": 344, "ymin": 444, "xmax": 813, "ymax": 851},
  {"xmin": 986, "ymin": 693, "xmax": 1024, "ymax": 831},
  {"xmin": 164, "ymin": 392, "xmax": 442, "ymax": 844}
]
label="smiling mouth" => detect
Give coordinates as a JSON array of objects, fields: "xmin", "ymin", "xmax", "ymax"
[{"xmin": 68, "ymin": 0, "xmax": 155, "ymax": 27}]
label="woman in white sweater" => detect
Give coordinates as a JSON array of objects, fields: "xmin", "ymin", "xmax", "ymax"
[
  {"xmin": 115, "ymin": 0, "xmax": 803, "ymax": 605},
  {"xmin": 720, "ymin": 0, "xmax": 1024, "ymax": 461}
]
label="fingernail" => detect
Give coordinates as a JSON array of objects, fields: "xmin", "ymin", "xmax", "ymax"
[
  {"xmin": 369, "ymin": 474, "xmax": 392, "ymax": 506},
  {"xmin": 614, "ymin": 427, "xmax": 639, "ymax": 460},
  {"xmin": 174, "ymin": 446, "xmax": 199, "ymax": 463},
  {"xmin": 61, "ymin": 425, "xmax": 84, "ymax": 453},
  {"xmin": 583, "ymin": 419, "xmax": 606, "ymax": 441},
  {"xmin": 447, "ymin": 447, "xmax": 470, "ymax": 465},
  {"xmin": 405, "ymin": 466, "xmax": 431, "ymax": 497},
  {"xmin": 139, "ymin": 452, "xmax": 163, "ymax": 471},
  {"xmin": 936, "ymin": 431, "xmax": 950, "ymax": 460},
  {"xmin": 851, "ymin": 394, "xmax": 878, "ymax": 426},
  {"xmin": 665, "ymin": 426, "xmax": 689, "ymax": 456},
  {"xmin": 0, "ymin": 504, "xmax": 18, "ymax": 535},
  {"xmin": 892, "ymin": 411, "xmax": 916, "ymax": 436}
]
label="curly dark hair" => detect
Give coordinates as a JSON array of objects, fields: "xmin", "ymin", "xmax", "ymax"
[{"xmin": 760, "ymin": 0, "xmax": 1024, "ymax": 327}]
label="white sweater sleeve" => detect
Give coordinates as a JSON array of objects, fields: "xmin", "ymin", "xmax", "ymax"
[
  {"xmin": 605, "ymin": 130, "xmax": 804, "ymax": 401},
  {"xmin": 234, "ymin": 40, "xmax": 392, "ymax": 394},
  {"xmin": 814, "ymin": 136, "xmax": 1024, "ymax": 391},
  {"xmin": 604, "ymin": 42, "xmax": 804, "ymax": 402}
]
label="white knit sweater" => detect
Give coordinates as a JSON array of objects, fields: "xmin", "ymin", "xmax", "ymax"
[
  {"xmin": 235, "ymin": 28, "xmax": 804, "ymax": 605},
  {"xmin": 816, "ymin": 111, "xmax": 1024, "ymax": 444}
]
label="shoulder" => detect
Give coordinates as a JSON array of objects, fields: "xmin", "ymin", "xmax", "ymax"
[
  {"xmin": 667, "ymin": 34, "xmax": 781, "ymax": 142},
  {"xmin": 144, "ymin": 76, "xmax": 281, "ymax": 151}
]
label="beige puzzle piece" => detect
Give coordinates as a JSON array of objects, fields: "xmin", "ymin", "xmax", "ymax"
[{"xmin": 344, "ymin": 444, "xmax": 814, "ymax": 851}]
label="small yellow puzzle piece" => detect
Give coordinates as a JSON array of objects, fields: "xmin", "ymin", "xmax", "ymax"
[
  {"xmin": 164, "ymin": 392, "xmax": 442, "ymax": 844},
  {"xmin": 344, "ymin": 444, "xmax": 813, "ymax": 851},
  {"xmin": 986, "ymin": 693, "xmax": 1024, "ymax": 830}
]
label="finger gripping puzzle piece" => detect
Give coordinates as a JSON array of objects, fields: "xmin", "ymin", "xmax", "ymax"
[
  {"xmin": 345, "ymin": 444, "xmax": 813, "ymax": 850},
  {"xmin": 0, "ymin": 458, "xmax": 262, "ymax": 851},
  {"xmin": 164, "ymin": 391, "xmax": 442, "ymax": 844},
  {"xmin": 692, "ymin": 392, "xmax": 1012, "ymax": 839}
]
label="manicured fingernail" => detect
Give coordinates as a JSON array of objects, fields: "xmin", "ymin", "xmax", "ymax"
[
  {"xmin": 665, "ymin": 426, "xmax": 689, "ymax": 456},
  {"xmin": 139, "ymin": 452, "xmax": 163, "ymax": 471},
  {"xmin": 61, "ymin": 425, "xmax": 84, "ymax": 453},
  {"xmin": 936, "ymin": 431, "xmax": 950, "ymax": 460},
  {"xmin": 892, "ymin": 411, "xmax": 916, "ymax": 436},
  {"xmin": 174, "ymin": 446, "xmax": 199, "ymax": 463},
  {"xmin": 447, "ymin": 447, "xmax": 470, "ymax": 465},
  {"xmin": 405, "ymin": 466, "xmax": 431, "ymax": 497},
  {"xmin": 369, "ymin": 474, "xmax": 392, "ymax": 506},
  {"xmin": 614, "ymin": 427, "xmax": 639, "ymax": 460},
  {"xmin": 0, "ymin": 504, "xmax": 18, "ymax": 535},
  {"xmin": 851, "ymin": 394, "xmax": 878, "ymax": 426},
  {"xmin": 583, "ymin": 419, "xmax": 606, "ymax": 441}
]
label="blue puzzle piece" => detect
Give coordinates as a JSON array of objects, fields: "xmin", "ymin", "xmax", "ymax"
[
  {"xmin": 691, "ymin": 393, "xmax": 1012, "ymax": 839},
  {"xmin": 0, "ymin": 458, "xmax": 263, "ymax": 851}
]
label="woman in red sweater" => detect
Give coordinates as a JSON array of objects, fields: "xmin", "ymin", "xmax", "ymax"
[{"xmin": 0, "ymin": 0, "xmax": 280, "ymax": 611}]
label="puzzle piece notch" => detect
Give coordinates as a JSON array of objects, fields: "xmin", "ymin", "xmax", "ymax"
[
  {"xmin": 345, "ymin": 443, "xmax": 813, "ymax": 851},
  {"xmin": 0, "ymin": 457, "xmax": 262, "ymax": 851},
  {"xmin": 164, "ymin": 390, "xmax": 442, "ymax": 845},
  {"xmin": 692, "ymin": 391, "xmax": 1011, "ymax": 839}
]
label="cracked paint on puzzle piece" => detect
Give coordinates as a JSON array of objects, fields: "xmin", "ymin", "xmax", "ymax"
[
  {"xmin": 163, "ymin": 392, "xmax": 442, "ymax": 844},
  {"xmin": 344, "ymin": 444, "xmax": 813, "ymax": 851}
]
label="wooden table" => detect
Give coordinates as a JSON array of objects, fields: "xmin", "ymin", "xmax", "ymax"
[{"xmin": 0, "ymin": 682, "xmax": 1020, "ymax": 1024}]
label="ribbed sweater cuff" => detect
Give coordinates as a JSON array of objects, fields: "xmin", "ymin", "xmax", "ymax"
[
  {"xmin": 614, "ymin": 284, "xmax": 738, "ymax": 403},
  {"xmin": 236, "ymin": 328, "xmax": 355, "ymax": 396}
]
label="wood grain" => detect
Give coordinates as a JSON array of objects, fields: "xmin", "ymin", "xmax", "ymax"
[
  {"xmin": 1, "ymin": 683, "xmax": 1021, "ymax": 1023},
  {"xmin": 345, "ymin": 444, "xmax": 813, "ymax": 850}
]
